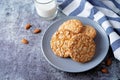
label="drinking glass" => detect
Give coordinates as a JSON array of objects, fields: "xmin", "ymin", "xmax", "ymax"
[{"xmin": 34, "ymin": 0, "xmax": 58, "ymax": 20}]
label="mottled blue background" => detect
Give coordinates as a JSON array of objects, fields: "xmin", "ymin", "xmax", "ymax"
[{"xmin": 0, "ymin": 0, "xmax": 120, "ymax": 80}]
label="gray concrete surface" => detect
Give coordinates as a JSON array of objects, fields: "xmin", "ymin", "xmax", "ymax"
[{"xmin": 0, "ymin": 0, "xmax": 120, "ymax": 80}]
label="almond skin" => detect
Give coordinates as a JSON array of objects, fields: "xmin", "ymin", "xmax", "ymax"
[
  {"xmin": 25, "ymin": 23, "xmax": 31, "ymax": 30},
  {"xmin": 101, "ymin": 68, "xmax": 108, "ymax": 73},
  {"xmin": 106, "ymin": 58, "xmax": 112, "ymax": 66},
  {"xmin": 33, "ymin": 29, "xmax": 41, "ymax": 34},
  {"xmin": 21, "ymin": 38, "xmax": 29, "ymax": 44}
]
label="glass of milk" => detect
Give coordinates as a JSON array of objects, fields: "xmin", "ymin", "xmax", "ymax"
[{"xmin": 34, "ymin": 0, "xmax": 58, "ymax": 20}]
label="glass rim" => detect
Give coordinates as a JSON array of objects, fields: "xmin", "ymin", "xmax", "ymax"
[{"xmin": 34, "ymin": 0, "xmax": 55, "ymax": 4}]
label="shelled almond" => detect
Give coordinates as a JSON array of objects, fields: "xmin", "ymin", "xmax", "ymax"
[
  {"xmin": 25, "ymin": 23, "xmax": 31, "ymax": 30},
  {"xmin": 21, "ymin": 38, "xmax": 29, "ymax": 44},
  {"xmin": 33, "ymin": 28, "xmax": 41, "ymax": 34},
  {"xmin": 101, "ymin": 68, "xmax": 108, "ymax": 73},
  {"xmin": 106, "ymin": 58, "xmax": 112, "ymax": 66}
]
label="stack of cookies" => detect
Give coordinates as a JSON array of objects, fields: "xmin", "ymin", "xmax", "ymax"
[{"xmin": 50, "ymin": 19, "xmax": 96, "ymax": 63}]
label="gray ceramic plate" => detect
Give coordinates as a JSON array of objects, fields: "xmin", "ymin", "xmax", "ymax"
[{"xmin": 41, "ymin": 16, "xmax": 109, "ymax": 72}]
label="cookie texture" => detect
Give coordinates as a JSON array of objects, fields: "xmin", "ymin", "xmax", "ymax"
[
  {"xmin": 81, "ymin": 25, "xmax": 96, "ymax": 39},
  {"xmin": 50, "ymin": 19, "xmax": 96, "ymax": 63},
  {"xmin": 69, "ymin": 33, "xmax": 96, "ymax": 63},
  {"xmin": 50, "ymin": 30, "xmax": 75, "ymax": 58},
  {"xmin": 58, "ymin": 19, "xmax": 83, "ymax": 33}
]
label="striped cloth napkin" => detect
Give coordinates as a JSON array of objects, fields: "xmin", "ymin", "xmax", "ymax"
[{"xmin": 58, "ymin": 0, "xmax": 120, "ymax": 61}]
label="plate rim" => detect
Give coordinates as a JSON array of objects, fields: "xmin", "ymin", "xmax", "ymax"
[{"xmin": 41, "ymin": 16, "xmax": 109, "ymax": 73}]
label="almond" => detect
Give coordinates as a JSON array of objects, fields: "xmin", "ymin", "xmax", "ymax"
[
  {"xmin": 106, "ymin": 58, "xmax": 112, "ymax": 66},
  {"xmin": 25, "ymin": 23, "xmax": 31, "ymax": 30},
  {"xmin": 101, "ymin": 68, "xmax": 108, "ymax": 73},
  {"xmin": 33, "ymin": 28, "xmax": 41, "ymax": 34},
  {"xmin": 21, "ymin": 38, "xmax": 29, "ymax": 44}
]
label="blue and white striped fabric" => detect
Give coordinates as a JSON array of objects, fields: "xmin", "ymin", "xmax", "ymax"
[{"xmin": 59, "ymin": 0, "xmax": 120, "ymax": 61}]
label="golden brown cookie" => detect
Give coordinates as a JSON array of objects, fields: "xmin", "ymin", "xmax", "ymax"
[
  {"xmin": 81, "ymin": 25, "xmax": 96, "ymax": 39},
  {"xmin": 50, "ymin": 30, "xmax": 75, "ymax": 58},
  {"xmin": 58, "ymin": 19, "xmax": 83, "ymax": 34},
  {"xmin": 69, "ymin": 33, "xmax": 96, "ymax": 63}
]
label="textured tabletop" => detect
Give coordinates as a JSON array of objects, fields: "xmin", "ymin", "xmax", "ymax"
[{"xmin": 0, "ymin": 0, "xmax": 120, "ymax": 80}]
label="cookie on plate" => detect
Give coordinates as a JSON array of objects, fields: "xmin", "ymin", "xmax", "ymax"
[
  {"xmin": 81, "ymin": 25, "xmax": 96, "ymax": 39},
  {"xmin": 50, "ymin": 30, "xmax": 75, "ymax": 58},
  {"xmin": 58, "ymin": 19, "xmax": 83, "ymax": 34},
  {"xmin": 69, "ymin": 33, "xmax": 96, "ymax": 63}
]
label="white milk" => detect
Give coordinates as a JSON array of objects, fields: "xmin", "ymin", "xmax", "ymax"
[{"xmin": 34, "ymin": 0, "xmax": 57, "ymax": 19}]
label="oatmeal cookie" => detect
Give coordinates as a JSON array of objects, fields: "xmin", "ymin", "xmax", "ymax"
[
  {"xmin": 58, "ymin": 19, "xmax": 83, "ymax": 33},
  {"xmin": 50, "ymin": 30, "xmax": 75, "ymax": 58},
  {"xmin": 81, "ymin": 25, "xmax": 96, "ymax": 39},
  {"xmin": 69, "ymin": 33, "xmax": 96, "ymax": 63}
]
